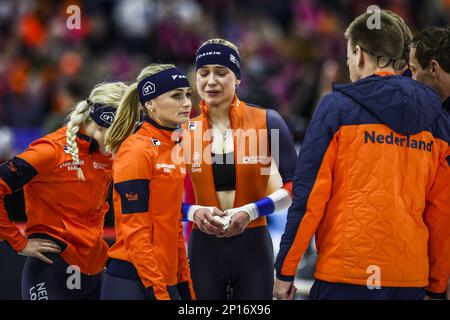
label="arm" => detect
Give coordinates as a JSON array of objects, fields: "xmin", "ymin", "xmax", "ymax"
[
  {"xmin": 229, "ymin": 109, "xmax": 298, "ymax": 218},
  {"xmin": 0, "ymin": 139, "xmax": 58, "ymax": 252},
  {"xmin": 274, "ymin": 94, "xmax": 340, "ymax": 284},
  {"xmin": 221, "ymin": 109, "xmax": 298, "ymax": 237},
  {"xmin": 424, "ymin": 151, "xmax": 450, "ymax": 299},
  {"xmin": 113, "ymin": 143, "xmax": 169, "ymax": 300}
]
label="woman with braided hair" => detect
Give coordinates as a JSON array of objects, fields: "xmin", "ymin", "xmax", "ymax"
[{"xmin": 0, "ymin": 82, "xmax": 127, "ymax": 299}]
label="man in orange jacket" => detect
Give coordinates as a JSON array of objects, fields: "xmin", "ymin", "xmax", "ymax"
[
  {"xmin": 409, "ymin": 26, "xmax": 450, "ymax": 299},
  {"xmin": 274, "ymin": 11, "xmax": 450, "ymax": 300}
]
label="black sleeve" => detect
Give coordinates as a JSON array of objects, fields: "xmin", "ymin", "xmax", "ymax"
[
  {"xmin": 267, "ymin": 109, "xmax": 298, "ymax": 183},
  {"xmin": 0, "ymin": 157, "xmax": 38, "ymax": 193}
]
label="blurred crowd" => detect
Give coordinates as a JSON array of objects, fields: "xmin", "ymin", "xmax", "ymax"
[{"xmin": 0, "ymin": 0, "xmax": 449, "ymax": 151}]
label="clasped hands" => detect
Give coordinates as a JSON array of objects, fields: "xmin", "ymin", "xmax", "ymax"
[{"xmin": 193, "ymin": 207, "xmax": 250, "ymax": 238}]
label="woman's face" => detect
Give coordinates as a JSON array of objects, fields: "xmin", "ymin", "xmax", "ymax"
[
  {"xmin": 147, "ymin": 87, "xmax": 192, "ymax": 128},
  {"xmin": 83, "ymin": 121, "xmax": 108, "ymax": 154},
  {"xmin": 196, "ymin": 65, "xmax": 239, "ymax": 107}
]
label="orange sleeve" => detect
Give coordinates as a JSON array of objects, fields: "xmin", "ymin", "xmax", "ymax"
[
  {"xmin": 16, "ymin": 139, "xmax": 59, "ymax": 175},
  {"xmin": 276, "ymin": 130, "xmax": 339, "ymax": 280},
  {"xmin": 274, "ymin": 94, "xmax": 341, "ymax": 281},
  {"xmin": 113, "ymin": 142, "xmax": 169, "ymax": 300},
  {"xmin": 0, "ymin": 139, "xmax": 58, "ymax": 252},
  {"xmin": 0, "ymin": 182, "xmax": 27, "ymax": 252},
  {"xmin": 424, "ymin": 149, "xmax": 450, "ymax": 294},
  {"xmin": 177, "ymin": 215, "xmax": 196, "ymax": 299}
]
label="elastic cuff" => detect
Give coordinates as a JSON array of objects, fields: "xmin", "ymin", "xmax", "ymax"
[
  {"xmin": 9, "ymin": 236, "xmax": 28, "ymax": 253},
  {"xmin": 254, "ymin": 197, "xmax": 275, "ymax": 217},
  {"xmin": 425, "ymin": 290, "xmax": 446, "ymax": 300},
  {"xmin": 276, "ymin": 272, "xmax": 295, "ymax": 282},
  {"xmin": 181, "ymin": 203, "xmax": 191, "ymax": 221}
]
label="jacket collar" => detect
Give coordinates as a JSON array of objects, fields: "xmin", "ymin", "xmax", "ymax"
[
  {"xmin": 76, "ymin": 131, "xmax": 99, "ymax": 154},
  {"xmin": 200, "ymin": 95, "xmax": 243, "ymax": 130},
  {"xmin": 144, "ymin": 116, "xmax": 178, "ymax": 132},
  {"xmin": 142, "ymin": 116, "xmax": 181, "ymax": 144},
  {"xmin": 443, "ymin": 96, "xmax": 450, "ymax": 112},
  {"xmin": 373, "ymin": 71, "xmax": 396, "ymax": 77}
]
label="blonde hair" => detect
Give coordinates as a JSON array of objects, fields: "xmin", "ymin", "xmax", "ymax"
[
  {"xmin": 105, "ymin": 64, "xmax": 175, "ymax": 154},
  {"xmin": 66, "ymin": 82, "xmax": 127, "ymax": 180},
  {"xmin": 199, "ymin": 38, "xmax": 240, "ymax": 55}
]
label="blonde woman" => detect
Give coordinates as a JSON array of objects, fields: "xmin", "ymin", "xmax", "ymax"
[
  {"xmin": 101, "ymin": 64, "xmax": 195, "ymax": 300},
  {"xmin": 181, "ymin": 38, "xmax": 298, "ymax": 299},
  {"xmin": 0, "ymin": 82, "xmax": 127, "ymax": 299}
]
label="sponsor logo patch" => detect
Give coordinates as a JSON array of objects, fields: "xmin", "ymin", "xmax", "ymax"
[
  {"xmin": 7, "ymin": 162, "xmax": 17, "ymax": 173},
  {"xmin": 125, "ymin": 192, "xmax": 138, "ymax": 201},
  {"xmin": 151, "ymin": 138, "xmax": 161, "ymax": 147},
  {"xmin": 142, "ymin": 81, "xmax": 156, "ymax": 96}
]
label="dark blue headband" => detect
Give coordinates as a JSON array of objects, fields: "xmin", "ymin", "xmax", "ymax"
[
  {"xmin": 196, "ymin": 43, "xmax": 241, "ymax": 79},
  {"xmin": 88, "ymin": 100, "xmax": 116, "ymax": 128},
  {"xmin": 137, "ymin": 67, "xmax": 190, "ymax": 105}
]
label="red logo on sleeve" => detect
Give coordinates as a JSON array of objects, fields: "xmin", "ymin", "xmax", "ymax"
[
  {"xmin": 7, "ymin": 162, "xmax": 17, "ymax": 173},
  {"xmin": 125, "ymin": 193, "xmax": 138, "ymax": 201}
]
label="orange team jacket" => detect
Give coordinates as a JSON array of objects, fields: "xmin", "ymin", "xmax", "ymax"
[
  {"xmin": 275, "ymin": 73, "xmax": 450, "ymax": 295},
  {"xmin": 181, "ymin": 96, "xmax": 296, "ymax": 229},
  {"xmin": 108, "ymin": 117, "xmax": 195, "ymax": 300},
  {"xmin": 0, "ymin": 127, "xmax": 112, "ymax": 275}
]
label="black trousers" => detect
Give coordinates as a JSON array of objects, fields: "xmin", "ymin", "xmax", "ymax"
[
  {"xmin": 100, "ymin": 258, "xmax": 191, "ymax": 300},
  {"xmin": 21, "ymin": 253, "xmax": 102, "ymax": 300},
  {"xmin": 309, "ymin": 279, "xmax": 425, "ymax": 300},
  {"xmin": 188, "ymin": 226, "xmax": 274, "ymax": 300}
]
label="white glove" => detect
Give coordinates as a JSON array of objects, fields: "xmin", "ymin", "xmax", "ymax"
[
  {"xmin": 187, "ymin": 205, "xmax": 215, "ymax": 222},
  {"xmin": 225, "ymin": 203, "xmax": 259, "ymax": 222}
]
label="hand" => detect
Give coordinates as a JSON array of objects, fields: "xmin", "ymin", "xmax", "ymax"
[
  {"xmin": 273, "ymin": 279, "xmax": 297, "ymax": 300},
  {"xmin": 193, "ymin": 207, "xmax": 227, "ymax": 236},
  {"xmin": 219, "ymin": 211, "xmax": 250, "ymax": 238},
  {"xmin": 19, "ymin": 238, "xmax": 62, "ymax": 264}
]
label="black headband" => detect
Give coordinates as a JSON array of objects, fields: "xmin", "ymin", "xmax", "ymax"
[
  {"xmin": 196, "ymin": 43, "xmax": 241, "ymax": 79},
  {"xmin": 87, "ymin": 100, "xmax": 116, "ymax": 128},
  {"xmin": 137, "ymin": 67, "xmax": 190, "ymax": 105}
]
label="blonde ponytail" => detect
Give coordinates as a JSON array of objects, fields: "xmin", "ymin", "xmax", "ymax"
[
  {"xmin": 66, "ymin": 82, "xmax": 127, "ymax": 180},
  {"xmin": 105, "ymin": 63, "xmax": 175, "ymax": 154},
  {"xmin": 105, "ymin": 83, "xmax": 140, "ymax": 154}
]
